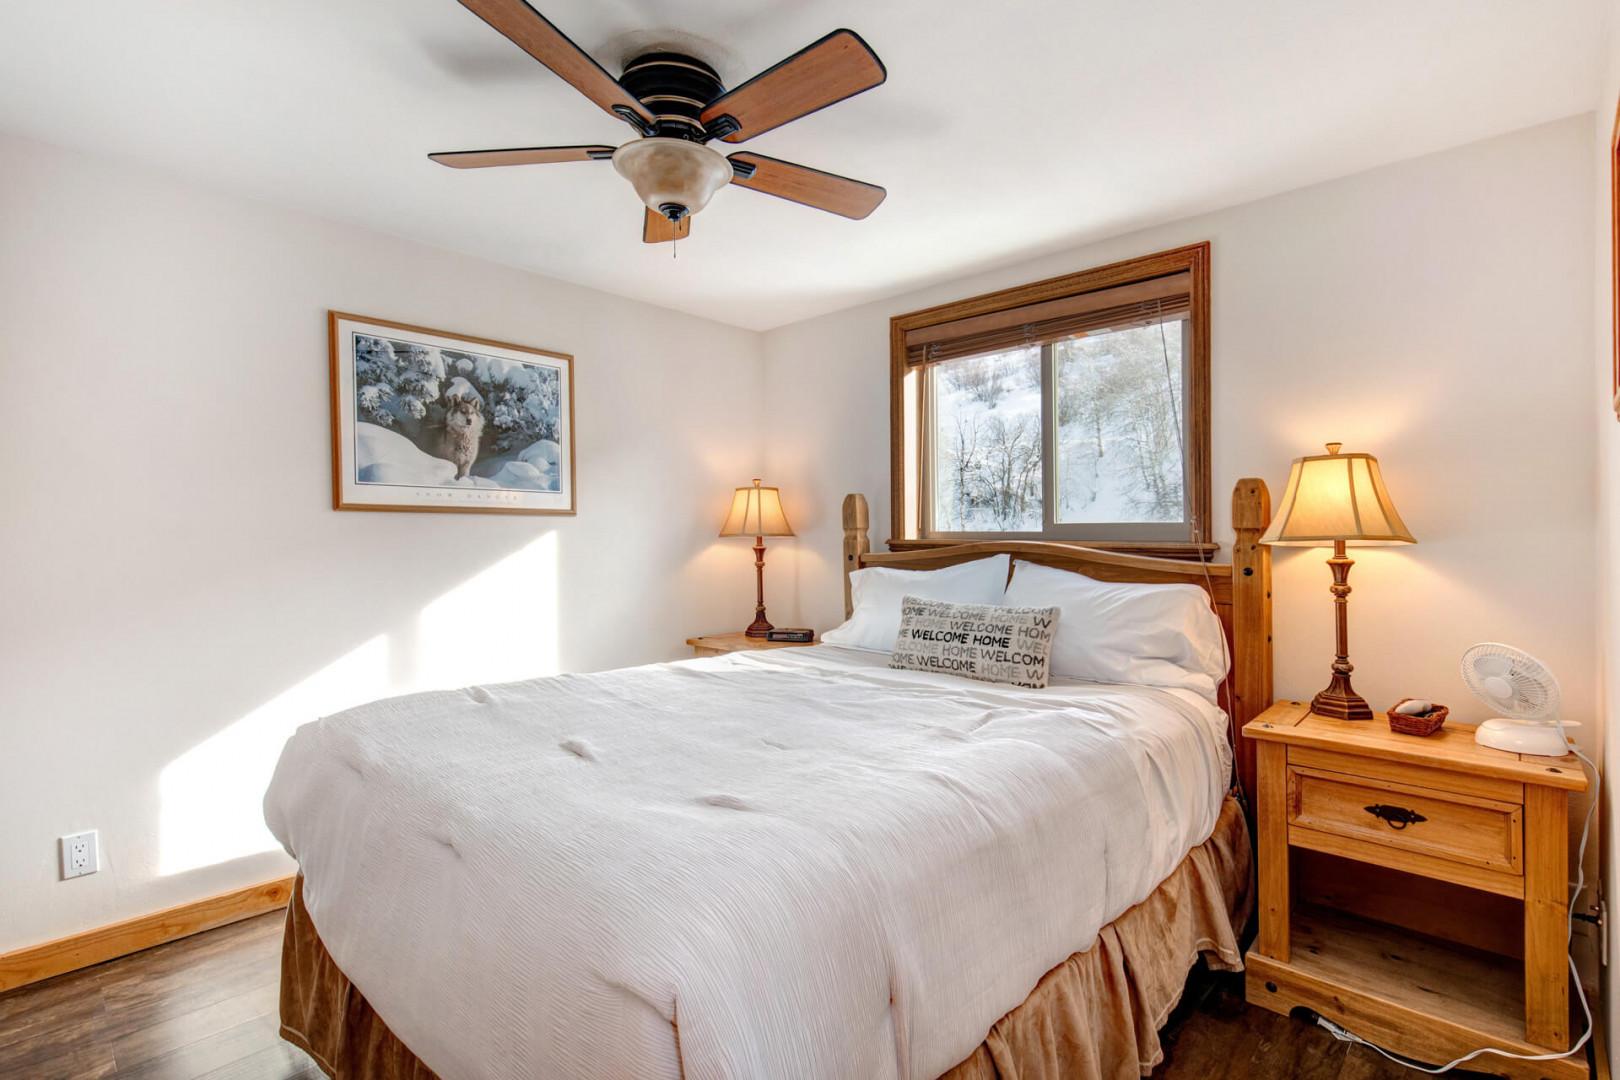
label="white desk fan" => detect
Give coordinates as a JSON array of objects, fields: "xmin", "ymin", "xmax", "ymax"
[{"xmin": 1460, "ymin": 643, "xmax": 1574, "ymax": 757}]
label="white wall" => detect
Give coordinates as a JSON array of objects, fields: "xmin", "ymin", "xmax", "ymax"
[
  {"xmin": 0, "ymin": 134, "xmax": 764, "ymax": 951},
  {"xmin": 765, "ymin": 116, "xmax": 1597, "ymax": 762}
]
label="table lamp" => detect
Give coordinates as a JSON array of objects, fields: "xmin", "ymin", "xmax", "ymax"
[
  {"xmin": 719, "ymin": 478, "xmax": 794, "ymax": 637},
  {"xmin": 1260, "ymin": 443, "xmax": 1415, "ymax": 720}
]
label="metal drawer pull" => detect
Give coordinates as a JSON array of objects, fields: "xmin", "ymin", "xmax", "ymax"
[{"xmin": 1364, "ymin": 803, "xmax": 1427, "ymax": 829}]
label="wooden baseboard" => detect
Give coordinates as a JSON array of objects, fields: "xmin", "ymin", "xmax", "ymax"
[{"xmin": 0, "ymin": 876, "xmax": 294, "ymax": 994}]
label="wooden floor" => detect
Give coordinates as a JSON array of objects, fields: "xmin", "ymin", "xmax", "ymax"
[
  {"xmin": 0, "ymin": 911, "xmax": 1502, "ymax": 1079},
  {"xmin": 0, "ymin": 913, "xmax": 315, "ymax": 1080},
  {"xmin": 1155, "ymin": 967, "xmax": 1497, "ymax": 1079}
]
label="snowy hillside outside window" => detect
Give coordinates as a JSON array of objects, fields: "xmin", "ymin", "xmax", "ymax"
[
  {"xmin": 929, "ymin": 347, "xmax": 1044, "ymax": 532},
  {"xmin": 924, "ymin": 320, "xmax": 1188, "ymax": 537},
  {"xmin": 1053, "ymin": 321, "xmax": 1185, "ymax": 525}
]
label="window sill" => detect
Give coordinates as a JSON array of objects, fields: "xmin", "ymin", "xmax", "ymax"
[{"xmin": 890, "ymin": 538, "xmax": 1221, "ymax": 561}]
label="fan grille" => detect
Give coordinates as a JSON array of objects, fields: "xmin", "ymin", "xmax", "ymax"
[{"xmin": 1459, "ymin": 642, "xmax": 1560, "ymax": 721}]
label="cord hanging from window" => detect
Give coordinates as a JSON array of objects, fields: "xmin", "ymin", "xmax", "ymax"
[
  {"xmin": 1154, "ymin": 298, "xmax": 1195, "ymax": 538},
  {"xmin": 1150, "ymin": 296, "xmax": 1238, "ymax": 804}
]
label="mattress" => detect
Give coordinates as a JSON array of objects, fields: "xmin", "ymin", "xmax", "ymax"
[{"xmin": 263, "ymin": 645, "xmax": 1232, "ymax": 1080}]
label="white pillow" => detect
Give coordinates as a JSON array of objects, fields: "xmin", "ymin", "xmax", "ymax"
[
  {"xmin": 822, "ymin": 554, "xmax": 1010, "ymax": 653},
  {"xmin": 1001, "ymin": 559, "xmax": 1228, "ymax": 698}
]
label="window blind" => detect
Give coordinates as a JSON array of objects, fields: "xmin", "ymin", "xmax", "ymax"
[{"xmin": 903, "ymin": 271, "xmax": 1191, "ymax": 366}]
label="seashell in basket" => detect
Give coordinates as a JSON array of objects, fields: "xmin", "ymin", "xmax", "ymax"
[{"xmin": 1387, "ymin": 697, "xmax": 1448, "ymax": 736}]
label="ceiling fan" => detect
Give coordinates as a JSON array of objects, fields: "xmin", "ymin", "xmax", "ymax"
[{"xmin": 430, "ymin": 0, "xmax": 888, "ymax": 244}]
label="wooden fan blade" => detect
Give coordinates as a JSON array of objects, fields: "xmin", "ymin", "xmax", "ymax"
[
  {"xmin": 457, "ymin": 0, "xmax": 653, "ymax": 126},
  {"xmin": 728, "ymin": 153, "xmax": 885, "ymax": 219},
  {"xmin": 643, "ymin": 208, "xmax": 691, "ymax": 244},
  {"xmin": 429, "ymin": 145, "xmax": 615, "ymax": 168},
  {"xmin": 701, "ymin": 29, "xmax": 885, "ymax": 144}
]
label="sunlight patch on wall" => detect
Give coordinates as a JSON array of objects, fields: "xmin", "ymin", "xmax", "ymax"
[
  {"xmin": 158, "ymin": 634, "xmax": 390, "ymax": 876},
  {"xmin": 158, "ymin": 533, "xmax": 562, "ymax": 878},
  {"xmin": 410, "ymin": 531, "xmax": 560, "ymax": 689}
]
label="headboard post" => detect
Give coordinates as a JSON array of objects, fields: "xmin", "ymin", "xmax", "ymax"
[
  {"xmin": 842, "ymin": 493, "xmax": 871, "ymax": 619},
  {"xmin": 1229, "ymin": 477, "xmax": 1273, "ymax": 802}
]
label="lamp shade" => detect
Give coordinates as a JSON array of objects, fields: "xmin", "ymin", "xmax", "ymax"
[
  {"xmin": 1259, "ymin": 443, "xmax": 1415, "ymax": 546},
  {"xmin": 612, "ymin": 137, "xmax": 732, "ymax": 221},
  {"xmin": 720, "ymin": 479, "xmax": 794, "ymax": 538}
]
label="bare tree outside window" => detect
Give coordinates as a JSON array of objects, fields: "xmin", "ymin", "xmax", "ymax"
[
  {"xmin": 925, "ymin": 321, "xmax": 1187, "ymax": 534},
  {"xmin": 930, "ymin": 346, "xmax": 1042, "ymax": 531},
  {"xmin": 1054, "ymin": 321, "xmax": 1185, "ymax": 524}
]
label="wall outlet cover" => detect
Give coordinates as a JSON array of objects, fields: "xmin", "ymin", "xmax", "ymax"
[{"xmin": 60, "ymin": 830, "xmax": 99, "ymax": 879}]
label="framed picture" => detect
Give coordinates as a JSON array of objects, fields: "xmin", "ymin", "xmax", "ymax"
[
  {"xmin": 1612, "ymin": 97, "xmax": 1620, "ymax": 420},
  {"xmin": 329, "ymin": 311, "xmax": 576, "ymax": 514}
]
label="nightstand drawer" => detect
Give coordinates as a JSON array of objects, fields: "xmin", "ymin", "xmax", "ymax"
[{"xmin": 1286, "ymin": 765, "xmax": 1523, "ymax": 874}]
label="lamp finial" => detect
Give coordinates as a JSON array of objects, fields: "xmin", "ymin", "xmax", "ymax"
[{"xmin": 1325, "ymin": 441, "xmax": 1342, "ymax": 455}]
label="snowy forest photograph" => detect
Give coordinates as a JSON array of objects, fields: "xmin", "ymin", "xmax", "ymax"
[{"xmin": 330, "ymin": 314, "xmax": 574, "ymax": 515}]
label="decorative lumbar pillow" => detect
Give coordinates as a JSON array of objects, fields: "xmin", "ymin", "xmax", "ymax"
[
  {"xmin": 888, "ymin": 596, "xmax": 1059, "ymax": 689},
  {"xmin": 821, "ymin": 554, "xmax": 1011, "ymax": 653}
]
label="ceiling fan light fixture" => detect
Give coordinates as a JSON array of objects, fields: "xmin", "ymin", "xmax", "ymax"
[
  {"xmin": 432, "ymin": 9, "xmax": 889, "ymax": 239},
  {"xmin": 612, "ymin": 137, "xmax": 732, "ymax": 221}
]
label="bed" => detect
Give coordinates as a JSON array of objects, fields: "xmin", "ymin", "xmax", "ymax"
[{"xmin": 265, "ymin": 479, "xmax": 1275, "ymax": 1080}]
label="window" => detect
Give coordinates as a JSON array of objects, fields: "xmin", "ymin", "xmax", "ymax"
[{"xmin": 891, "ymin": 244, "xmax": 1211, "ymax": 555}]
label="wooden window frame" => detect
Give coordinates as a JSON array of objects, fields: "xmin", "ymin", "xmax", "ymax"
[{"xmin": 889, "ymin": 242, "xmax": 1213, "ymax": 558}]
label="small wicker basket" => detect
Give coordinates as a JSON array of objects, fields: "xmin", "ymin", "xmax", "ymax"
[{"xmin": 1386, "ymin": 698, "xmax": 1449, "ymax": 737}]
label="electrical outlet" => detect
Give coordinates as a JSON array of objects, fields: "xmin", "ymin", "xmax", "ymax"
[{"xmin": 60, "ymin": 830, "xmax": 98, "ymax": 879}]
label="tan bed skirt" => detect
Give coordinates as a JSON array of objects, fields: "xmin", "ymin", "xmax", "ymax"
[{"xmin": 280, "ymin": 796, "xmax": 1251, "ymax": 1080}]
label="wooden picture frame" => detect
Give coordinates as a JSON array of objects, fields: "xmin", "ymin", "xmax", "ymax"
[
  {"xmin": 1611, "ymin": 98, "xmax": 1620, "ymax": 420},
  {"xmin": 329, "ymin": 311, "xmax": 576, "ymax": 515}
]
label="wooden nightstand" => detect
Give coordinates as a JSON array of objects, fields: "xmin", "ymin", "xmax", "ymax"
[
  {"xmin": 1243, "ymin": 701, "xmax": 1588, "ymax": 1080},
  {"xmin": 685, "ymin": 632, "xmax": 816, "ymax": 657}
]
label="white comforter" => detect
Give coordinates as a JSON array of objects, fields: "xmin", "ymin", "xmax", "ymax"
[{"xmin": 264, "ymin": 645, "xmax": 1230, "ymax": 1080}]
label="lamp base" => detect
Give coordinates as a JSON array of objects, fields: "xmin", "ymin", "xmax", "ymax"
[
  {"xmin": 1312, "ymin": 542, "xmax": 1373, "ymax": 721},
  {"xmin": 745, "ymin": 536, "xmax": 773, "ymax": 638},
  {"xmin": 1311, "ymin": 684, "xmax": 1374, "ymax": 722}
]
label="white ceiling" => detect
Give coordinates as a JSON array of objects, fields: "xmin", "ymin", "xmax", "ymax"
[{"xmin": 0, "ymin": 1, "xmax": 1604, "ymax": 330}]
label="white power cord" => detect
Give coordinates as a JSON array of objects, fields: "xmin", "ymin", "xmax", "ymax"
[
  {"xmin": 1149, "ymin": 304, "xmax": 1243, "ymax": 807},
  {"xmin": 1311, "ymin": 711, "xmax": 1598, "ymax": 1074}
]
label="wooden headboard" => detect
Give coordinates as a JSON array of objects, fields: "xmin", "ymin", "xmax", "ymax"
[{"xmin": 840, "ymin": 479, "xmax": 1274, "ymax": 799}]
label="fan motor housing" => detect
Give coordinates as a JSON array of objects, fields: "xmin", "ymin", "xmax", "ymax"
[{"xmin": 619, "ymin": 52, "xmax": 723, "ymax": 141}]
